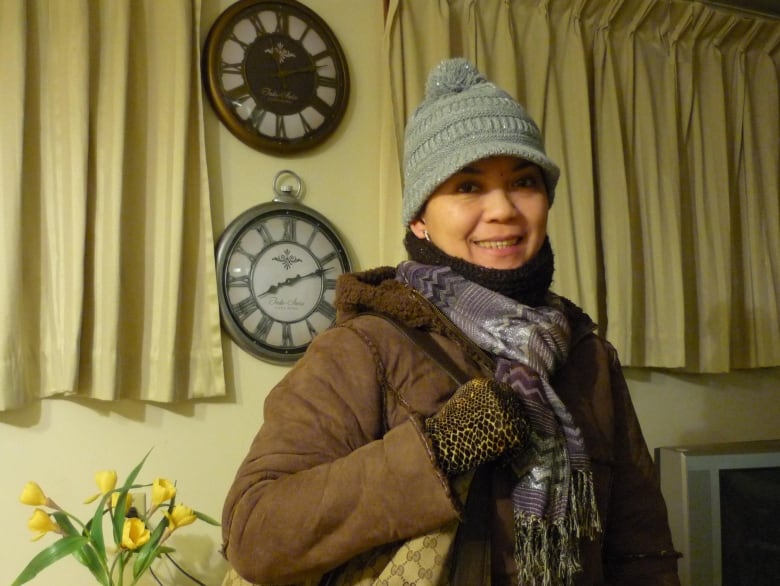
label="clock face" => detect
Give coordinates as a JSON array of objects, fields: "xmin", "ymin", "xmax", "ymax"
[
  {"xmin": 216, "ymin": 202, "xmax": 351, "ymax": 363},
  {"xmin": 203, "ymin": 0, "xmax": 350, "ymax": 153}
]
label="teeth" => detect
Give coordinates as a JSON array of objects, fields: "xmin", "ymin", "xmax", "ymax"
[{"xmin": 476, "ymin": 238, "xmax": 520, "ymax": 249}]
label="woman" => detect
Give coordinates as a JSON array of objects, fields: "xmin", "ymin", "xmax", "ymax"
[{"xmin": 222, "ymin": 58, "xmax": 680, "ymax": 586}]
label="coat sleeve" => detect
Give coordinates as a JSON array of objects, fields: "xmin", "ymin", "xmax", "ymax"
[
  {"xmin": 602, "ymin": 346, "xmax": 681, "ymax": 585},
  {"xmin": 221, "ymin": 324, "xmax": 461, "ymax": 584}
]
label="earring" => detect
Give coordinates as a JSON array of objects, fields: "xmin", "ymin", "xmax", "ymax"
[{"xmin": 423, "ymin": 230, "xmax": 431, "ymax": 242}]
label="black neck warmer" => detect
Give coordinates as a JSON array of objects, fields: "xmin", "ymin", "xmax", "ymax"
[{"xmin": 403, "ymin": 231, "xmax": 555, "ymax": 307}]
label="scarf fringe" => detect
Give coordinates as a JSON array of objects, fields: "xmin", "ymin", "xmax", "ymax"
[{"xmin": 513, "ymin": 471, "xmax": 601, "ymax": 586}]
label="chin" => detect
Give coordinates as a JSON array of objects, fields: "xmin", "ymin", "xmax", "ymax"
[{"xmin": 475, "ymin": 257, "xmax": 528, "ymax": 271}]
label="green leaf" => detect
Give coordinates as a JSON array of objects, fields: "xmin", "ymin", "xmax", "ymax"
[
  {"xmin": 112, "ymin": 450, "xmax": 153, "ymax": 545},
  {"xmin": 110, "ymin": 488, "xmax": 129, "ymax": 545},
  {"xmin": 73, "ymin": 542, "xmax": 111, "ymax": 585},
  {"xmin": 132, "ymin": 517, "xmax": 168, "ymax": 578},
  {"xmin": 50, "ymin": 511, "xmax": 109, "ymax": 583},
  {"xmin": 51, "ymin": 511, "xmax": 80, "ymax": 537},
  {"xmin": 122, "ymin": 450, "xmax": 153, "ymax": 492},
  {"xmin": 88, "ymin": 492, "xmax": 110, "ymax": 560},
  {"xmin": 11, "ymin": 536, "xmax": 89, "ymax": 586},
  {"xmin": 194, "ymin": 510, "xmax": 220, "ymax": 526}
]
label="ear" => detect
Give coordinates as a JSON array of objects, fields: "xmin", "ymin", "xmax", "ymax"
[{"xmin": 409, "ymin": 218, "xmax": 427, "ymax": 239}]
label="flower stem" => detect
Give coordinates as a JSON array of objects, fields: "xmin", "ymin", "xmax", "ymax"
[
  {"xmin": 116, "ymin": 552, "xmax": 126, "ymax": 586},
  {"xmin": 164, "ymin": 553, "xmax": 208, "ymax": 586},
  {"xmin": 148, "ymin": 567, "xmax": 164, "ymax": 585}
]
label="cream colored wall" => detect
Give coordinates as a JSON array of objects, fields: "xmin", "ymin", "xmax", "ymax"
[
  {"xmin": 625, "ymin": 367, "xmax": 780, "ymax": 454},
  {"xmin": 2, "ymin": 2, "xmax": 779, "ymax": 584},
  {"xmin": 1, "ymin": 1, "xmax": 383, "ymax": 584}
]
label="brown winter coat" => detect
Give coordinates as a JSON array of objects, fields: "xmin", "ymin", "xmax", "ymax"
[{"xmin": 222, "ymin": 267, "xmax": 680, "ymax": 585}]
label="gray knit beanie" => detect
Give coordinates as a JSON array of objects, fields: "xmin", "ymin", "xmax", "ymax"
[{"xmin": 402, "ymin": 58, "xmax": 560, "ymax": 225}]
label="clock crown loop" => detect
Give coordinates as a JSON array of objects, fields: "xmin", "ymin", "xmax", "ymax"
[{"xmin": 273, "ymin": 169, "xmax": 303, "ymax": 204}]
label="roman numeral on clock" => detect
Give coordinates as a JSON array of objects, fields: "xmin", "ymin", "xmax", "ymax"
[
  {"xmin": 232, "ymin": 296, "xmax": 258, "ymax": 321},
  {"xmin": 315, "ymin": 299, "xmax": 336, "ymax": 321}
]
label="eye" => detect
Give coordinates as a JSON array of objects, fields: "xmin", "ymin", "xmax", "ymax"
[
  {"xmin": 455, "ymin": 181, "xmax": 481, "ymax": 194},
  {"xmin": 513, "ymin": 176, "xmax": 538, "ymax": 188},
  {"xmin": 512, "ymin": 169, "xmax": 544, "ymax": 189}
]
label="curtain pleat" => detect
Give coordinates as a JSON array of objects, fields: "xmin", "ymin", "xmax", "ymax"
[
  {"xmin": 0, "ymin": 0, "xmax": 225, "ymax": 410},
  {"xmin": 0, "ymin": 0, "xmax": 29, "ymax": 407},
  {"xmin": 80, "ymin": 0, "xmax": 131, "ymax": 400},
  {"xmin": 382, "ymin": 0, "xmax": 780, "ymax": 372}
]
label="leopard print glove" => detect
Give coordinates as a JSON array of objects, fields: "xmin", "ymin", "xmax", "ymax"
[{"xmin": 424, "ymin": 378, "xmax": 529, "ymax": 475}]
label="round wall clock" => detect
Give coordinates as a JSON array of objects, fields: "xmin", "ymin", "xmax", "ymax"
[
  {"xmin": 216, "ymin": 171, "xmax": 352, "ymax": 363},
  {"xmin": 202, "ymin": 0, "xmax": 350, "ymax": 154}
]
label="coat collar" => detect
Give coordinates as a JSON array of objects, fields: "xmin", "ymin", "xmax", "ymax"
[{"xmin": 335, "ymin": 267, "xmax": 598, "ymax": 354}]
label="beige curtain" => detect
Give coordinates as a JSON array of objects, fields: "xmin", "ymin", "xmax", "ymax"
[
  {"xmin": 0, "ymin": 0, "xmax": 226, "ymax": 411},
  {"xmin": 381, "ymin": 0, "xmax": 780, "ymax": 373}
]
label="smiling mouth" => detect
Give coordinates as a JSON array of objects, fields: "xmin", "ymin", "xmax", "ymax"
[{"xmin": 475, "ymin": 238, "xmax": 521, "ymax": 249}]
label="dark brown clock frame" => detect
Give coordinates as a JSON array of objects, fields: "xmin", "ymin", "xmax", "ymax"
[{"xmin": 202, "ymin": 0, "xmax": 350, "ymax": 154}]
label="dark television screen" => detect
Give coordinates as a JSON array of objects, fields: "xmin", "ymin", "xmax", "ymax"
[{"xmin": 719, "ymin": 467, "xmax": 780, "ymax": 586}]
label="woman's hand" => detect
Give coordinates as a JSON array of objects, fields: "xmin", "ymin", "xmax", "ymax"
[{"xmin": 424, "ymin": 378, "xmax": 528, "ymax": 474}]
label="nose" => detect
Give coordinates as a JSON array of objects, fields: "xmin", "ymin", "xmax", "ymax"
[{"xmin": 482, "ymin": 188, "xmax": 519, "ymax": 221}]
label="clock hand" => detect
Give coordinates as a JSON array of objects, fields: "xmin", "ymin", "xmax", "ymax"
[
  {"xmin": 256, "ymin": 266, "xmax": 334, "ymax": 298},
  {"xmin": 274, "ymin": 64, "xmax": 327, "ymax": 79},
  {"xmin": 268, "ymin": 52, "xmax": 289, "ymax": 90},
  {"xmin": 276, "ymin": 61, "xmax": 289, "ymax": 90}
]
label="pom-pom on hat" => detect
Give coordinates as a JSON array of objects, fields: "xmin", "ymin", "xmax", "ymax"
[{"xmin": 402, "ymin": 58, "xmax": 560, "ymax": 225}]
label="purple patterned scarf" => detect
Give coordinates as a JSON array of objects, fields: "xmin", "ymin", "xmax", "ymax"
[{"xmin": 397, "ymin": 261, "xmax": 601, "ymax": 586}]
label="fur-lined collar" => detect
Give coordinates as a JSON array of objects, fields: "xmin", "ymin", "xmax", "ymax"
[
  {"xmin": 335, "ymin": 266, "xmax": 442, "ymax": 330},
  {"xmin": 335, "ymin": 267, "xmax": 599, "ymax": 351}
]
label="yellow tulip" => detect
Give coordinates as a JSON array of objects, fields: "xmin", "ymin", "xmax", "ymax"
[
  {"xmin": 111, "ymin": 491, "xmax": 134, "ymax": 510},
  {"xmin": 164, "ymin": 504, "xmax": 196, "ymax": 531},
  {"xmin": 151, "ymin": 478, "xmax": 176, "ymax": 506},
  {"xmin": 27, "ymin": 509, "xmax": 61, "ymax": 541},
  {"xmin": 96, "ymin": 470, "xmax": 118, "ymax": 493},
  {"xmin": 121, "ymin": 518, "xmax": 151, "ymax": 550},
  {"xmin": 84, "ymin": 470, "xmax": 118, "ymax": 504},
  {"xmin": 20, "ymin": 482, "xmax": 48, "ymax": 507}
]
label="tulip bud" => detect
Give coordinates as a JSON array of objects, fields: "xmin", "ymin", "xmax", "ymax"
[
  {"xmin": 95, "ymin": 470, "xmax": 117, "ymax": 495},
  {"xmin": 164, "ymin": 504, "xmax": 197, "ymax": 530},
  {"xmin": 20, "ymin": 482, "xmax": 48, "ymax": 507},
  {"xmin": 27, "ymin": 509, "xmax": 62, "ymax": 541},
  {"xmin": 151, "ymin": 478, "xmax": 176, "ymax": 506}
]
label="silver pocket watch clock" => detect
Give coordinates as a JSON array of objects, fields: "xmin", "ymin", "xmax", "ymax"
[{"xmin": 216, "ymin": 170, "xmax": 352, "ymax": 363}]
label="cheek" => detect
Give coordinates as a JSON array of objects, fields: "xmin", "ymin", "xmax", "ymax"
[
  {"xmin": 537, "ymin": 209, "xmax": 549, "ymax": 232},
  {"xmin": 436, "ymin": 200, "xmax": 481, "ymax": 229},
  {"xmin": 526, "ymin": 199, "xmax": 550, "ymax": 231}
]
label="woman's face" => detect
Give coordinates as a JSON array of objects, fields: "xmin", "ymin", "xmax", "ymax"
[{"xmin": 409, "ymin": 155, "xmax": 549, "ymax": 270}]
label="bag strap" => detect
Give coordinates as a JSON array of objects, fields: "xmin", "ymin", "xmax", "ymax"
[
  {"xmin": 450, "ymin": 464, "xmax": 493, "ymax": 585},
  {"xmin": 361, "ymin": 311, "xmax": 471, "ymax": 386},
  {"xmin": 361, "ymin": 312, "xmax": 492, "ymax": 585}
]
